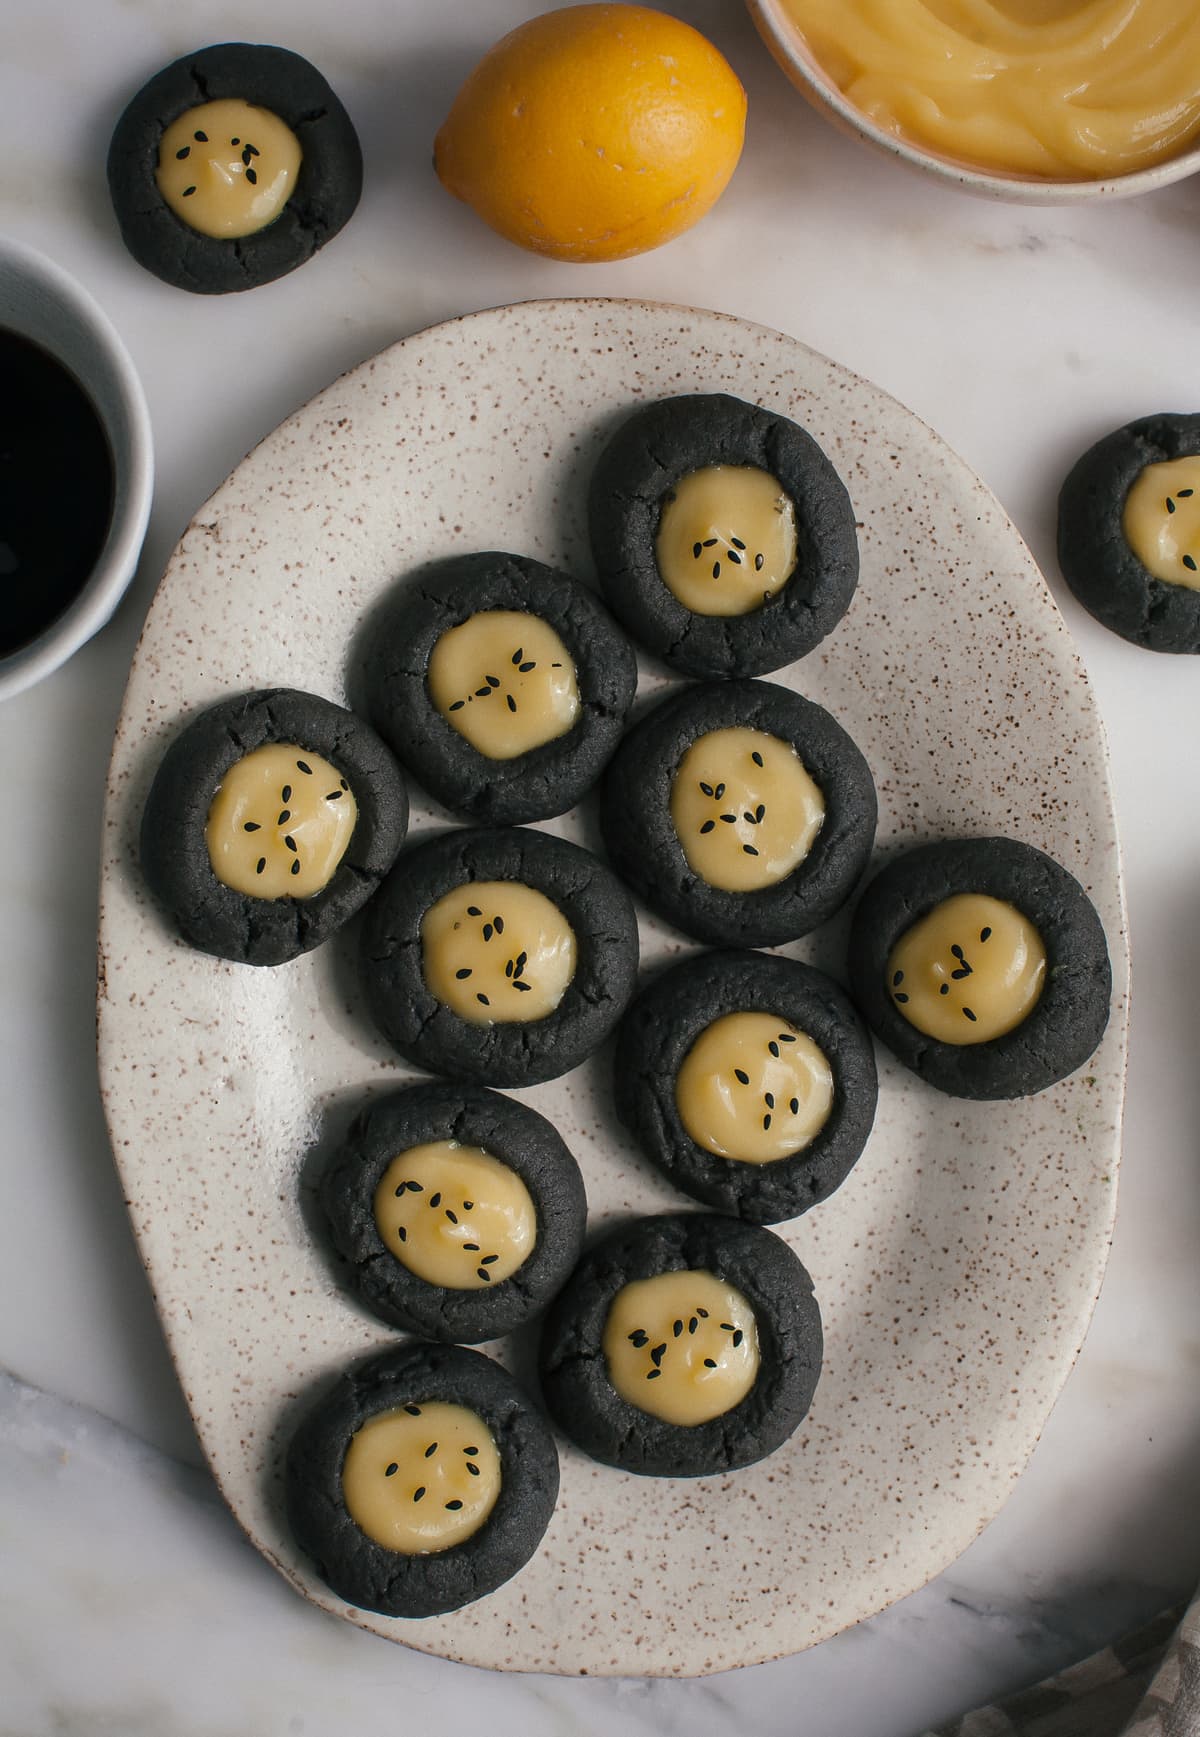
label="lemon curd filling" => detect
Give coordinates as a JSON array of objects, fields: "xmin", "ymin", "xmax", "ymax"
[
  {"xmin": 887, "ymin": 892, "xmax": 1047, "ymax": 1045},
  {"xmin": 204, "ymin": 743, "xmax": 356, "ymax": 899},
  {"xmin": 782, "ymin": 0, "xmax": 1200, "ymax": 180},
  {"xmin": 656, "ymin": 466, "xmax": 797, "ymax": 616},
  {"xmin": 156, "ymin": 99, "xmax": 302, "ymax": 236},
  {"xmin": 1122, "ymin": 456, "xmax": 1200, "ymax": 590},
  {"xmin": 342, "ymin": 1401, "xmax": 501, "ymax": 1553},
  {"xmin": 373, "ymin": 1141, "xmax": 537, "ymax": 1289},
  {"xmin": 602, "ymin": 1270, "xmax": 760, "ymax": 1426}
]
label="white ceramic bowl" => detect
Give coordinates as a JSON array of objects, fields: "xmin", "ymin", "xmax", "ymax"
[
  {"xmin": 0, "ymin": 238, "xmax": 153, "ymax": 701},
  {"xmin": 747, "ymin": 0, "xmax": 1200, "ymax": 203}
]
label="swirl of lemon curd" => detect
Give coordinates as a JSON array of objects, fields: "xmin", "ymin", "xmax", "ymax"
[
  {"xmin": 342, "ymin": 1401, "xmax": 501, "ymax": 1553},
  {"xmin": 420, "ymin": 881, "xmax": 577, "ymax": 1023},
  {"xmin": 782, "ymin": 0, "xmax": 1200, "ymax": 180},
  {"xmin": 602, "ymin": 1270, "xmax": 760, "ymax": 1426},
  {"xmin": 156, "ymin": 99, "xmax": 302, "ymax": 237},
  {"xmin": 675, "ymin": 1012, "xmax": 834, "ymax": 1163},
  {"xmin": 373, "ymin": 1141, "xmax": 537, "ymax": 1289},
  {"xmin": 670, "ymin": 727, "xmax": 825, "ymax": 893}
]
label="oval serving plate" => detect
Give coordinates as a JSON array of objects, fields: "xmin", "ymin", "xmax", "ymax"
[{"xmin": 97, "ymin": 298, "xmax": 1127, "ymax": 1676}]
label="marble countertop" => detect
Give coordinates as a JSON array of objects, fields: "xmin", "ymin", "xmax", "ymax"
[{"xmin": 3, "ymin": 1, "xmax": 1199, "ymax": 1731}]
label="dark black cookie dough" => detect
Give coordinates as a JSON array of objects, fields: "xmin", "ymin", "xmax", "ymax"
[
  {"xmin": 140, "ymin": 687, "xmax": 408, "ymax": 966},
  {"xmin": 363, "ymin": 552, "xmax": 638, "ymax": 825},
  {"xmin": 359, "ymin": 826, "xmax": 640, "ymax": 1087},
  {"xmin": 107, "ymin": 42, "xmax": 363, "ymax": 294},
  {"xmin": 847, "ymin": 837, "xmax": 1111, "ymax": 1100},
  {"xmin": 319, "ymin": 1083, "xmax": 588, "ymax": 1341},
  {"xmin": 614, "ymin": 951, "xmax": 877, "ymax": 1224},
  {"xmin": 588, "ymin": 393, "xmax": 859, "ymax": 678},
  {"xmin": 538, "ymin": 1213, "xmax": 822, "ymax": 1477},
  {"xmin": 600, "ymin": 678, "xmax": 877, "ymax": 947},
  {"xmin": 286, "ymin": 1341, "xmax": 559, "ymax": 1618},
  {"xmin": 1057, "ymin": 413, "xmax": 1200, "ymax": 653}
]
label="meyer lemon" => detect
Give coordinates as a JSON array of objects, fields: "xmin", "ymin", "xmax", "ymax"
[{"xmin": 434, "ymin": 4, "xmax": 747, "ymax": 263}]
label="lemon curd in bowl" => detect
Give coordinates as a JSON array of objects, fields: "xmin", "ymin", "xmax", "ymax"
[{"xmin": 752, "ymin": 0, "xmax": 1200, "ymax": 197}]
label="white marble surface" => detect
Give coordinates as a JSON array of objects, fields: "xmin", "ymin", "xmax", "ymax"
[{"xmin": 2, "ymin": 0, "xmax": 1199, "ymax": 1730}]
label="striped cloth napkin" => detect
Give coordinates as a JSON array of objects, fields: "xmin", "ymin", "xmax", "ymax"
[{"xmin": 923, "ymin": 1599, "xmax": 1199, "ymax": 1737}]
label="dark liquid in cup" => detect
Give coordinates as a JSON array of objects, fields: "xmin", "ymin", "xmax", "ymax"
[{"xmin": 0, "ymin": 329, "xmax": 116, "ymax": 660}]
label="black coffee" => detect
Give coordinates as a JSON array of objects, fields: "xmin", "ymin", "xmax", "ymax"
[{"xmin": 0, "ymin": 329, "xmax": 116, "ymax": 659}]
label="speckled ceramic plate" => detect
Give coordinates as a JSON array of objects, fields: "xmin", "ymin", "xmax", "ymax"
[{"xmin": 97, "ymin": 299, "xmax": 1128, "ymax": 1677}]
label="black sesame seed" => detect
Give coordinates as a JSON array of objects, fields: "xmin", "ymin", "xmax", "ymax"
[
  {"xmin": 646, "ymin": 1369, "xmax": 661, "ymax": 1380},
  {"xmin": 720, "ymin": 813, "xmax": 737, "ymax": 823},
  {"xmin": 429, "ymin": 1192, "xmax": 442, "ymax": 1208},
  {"xmin": 714, "ymin": 783, "xmax": 726, "ymax": 798},
  {"xmin": 751, "ymin": 751, "xmax": 764, "ymax": 767},
  {"xmin": 385, "ymin": 1463, "xmax": 398, "ymax": 1476},
  {"xmin": 778, "ymin": 1032, "xmax": 796, "ymax": 1042},
  {"xmin": 404, "ymin": 1404, "xmax": 422, "ymax": 1416},
  {"xmin": 486, "ymin": 675, "xmax": 500, "ymax": 688},
  {"xmin": 940, "ymin": 984, "xmax": 950, "ymax": 995},
  {"xmin": 464, "ymin": 1446, "xmax": 479, "ymax": 1455},
  {"xmin": 506, "ymin": 694, "xmax": 517, "ymax": 712},
  {"xmin": 651, "ymin": 1344, "xmax": 666, "ymax": 1366},
  {"xmin": 445, "ymin": 1500, "xmax": 463, "ymax": 1511},
  {"xmin": 194, "ymin": 130, "xmax": 208, "ymax": 141},
  {"xmin": 446, "ymin": 1209, "xmax": 458, "ymax": 1223},
  {"xmin": 628, "ymin": 1329, "xmax": 648, "ymax": 1345},
  {"xmin": 980, "ymin": 927, "xmax": 992, "ymax": 941},
  {"xmin": 712, "ymin": 562, "xmax": 721, "ymax": 579},
  {"xmin": 514, "ymin": 981, "xmax": 532, "ymax": 991},
  {"xmin": 477, "ymin": 1267, "xmax": 491, "ymax": 1282},
  {"xmin": 494, "ymin": 916, "xmax": 504, "ymax": 934},
  {"xmin": 699, "ymin": 781, "xmax": 714, "ymax": 797},
  {"xmin": 755, "ymin": 803, "xmax": 765, "ymax": 823},
  {"xmin": 688, "ymin": 1317, "xmax": 698, "ymax": 1334},
  {"xmin": 449, "ymin": 700, "xmax": 465, "ymax": 711},
  {"xmin": 482, "ymin": 923, "xmax": 493, "ymax": 941},
  {"xmin": 720, "ymin": 1323, "xmax": 735, "ymax": 1332},
  {"xmin": 734, "ymin": 1068, "xmax": 750, "ymax": 1085},
  {"xmin": 406, "ymin": 1181, "xmax": 423, "ymax": 1192},
  {"xmin": 176, "ymin": 145, "xmax": 191, "ymax": 159},
  {"xmin": 482, "ymin": 1254, "xmax": 499, "ymax": 1265},
  {"xmin": 466, "ymin": 1462, "xmax": 480, "ymax": 1476},
  {"xmin": 424, "ymin": 1442, "xmax": 438, "ymax": 1458},
  {"xmin": 731, "ymin": 537, "xmax": 746, "ymax": 550},
  {"xmin": 700, "ymin": 819, "xmax": 716, "ymax": 834},
  {"xmin": 396, "ymin": 1226, "xmax": 407, "ymax": 1242},
  {"xmin": 284, "ymin": 835, "xmax": 297, "ymax": 852},
  {"xmin": 727, "ymin": 550, "xmax": 743, "ymax": 565},
  {"xmin": 1185, "ymin": 555, "xmax": 1198, "ymax": 571},
  {"xmin": 505, "ymin": 959, "xmax": 514, "ymax": 978},
  {"xmin": 230, "ymin": 137, "xmax": 240, "ymax": 146},
  {"xmin": 255, "ymin": 858, "xmax": 266, "ymax": 875},
  {"xmin": 455, "ymin": 967, "xmax": 472, "ymax": 979},
  {"xmin": 1168, "ymin": 498, "xmax": 1177, "ymax": 513},
  {"xmin": 765, "ymin": 1093, "xmax": 775, "ymax": 1109},
  {"xmin": 512, "ymin": 647, "xmax": 523, "ymax": 664},
  {"xmin": 467, "ymin": 906, "xmax": 482, "ymax": 917},
  {"xmin": 755, "ymin": 552, "xmax": 764, "ymax": 571},
  {"xmin": 290, "ymin": 859, "xmax": 300, "ymax": 877},
  {"xmin": 519, "ymin": 660, "xmax": 536, "ymax": 672},
  {"xmin": 475, "ymin": 686, "xmax": 491, "ymax": 698},
  {"xmin": 703, "ymin": 1358, "xmax": 717, "ymax": 1369},
  {"xmin": 1181, "ymin": 488, "xmax": 1195, "ymax": 498},
  {"xmin": 182, "ymin": 186, "xmax": 196, "ymax": 197},
  {"xmin": 763, "ymin": 1113, "xmax": 772, "ymax": 1130},
  {"xmin": 277, "ymin": 809, "xmax": 291, "ymax": 824},
  {"xmin": 789, "ymin": 1097, "xmax": 799, "ymax": 1114},
  {"xmin": 894, "ymin": 991, "xmax": 909, "ymax": 1003},
  {"xmin": 768, "ymin": 1040, "xmax": 779, "ymax": 1058},
  {"xmin": 243, "ymin": 821, "xmax": 260, "ymax": 832},
  {"xmin": 296, "ymin": 760, "xmax": 312, "ymax": 775},
  {"xmin": 892, "ymin": 970, "xmax": 904, "ymax": 985},
  {"xmin": 743, "ymin": 844, "xmax": 759, "ymax": 856},
  {"xmin": 673, "ymin": 1319, "xmax": 683, "ymax": 1338},
  {"xmin": 463, "ymin": 1202, "xmax": 474, "ymax": 1210},
  {"xmin": 963, "ymin": 1007, "xmax": 978, "ymax": 1021},
  {"xmin": 476, "ymin": 992, "xmax": 490, "ymax": 1006},
  {"xmin": 413, "ymin": 1487, "xmax": 426, "ymax": 1501},
  {"xmin": 703, "ymin": 538, "xmax": 718, "ymax": 547},
  {"xmin": 242, "ymin": 146, "xmax": 253, "ymax": 166},
  {"xmin": 692, "ymin": 542, "xmax": 703, "ymax": 558},
  {"xmin": 732, "ymin": 1329, "xmax": 744, "ymax": 1347},
  {"xmin": 463, "ymin": 1243, "xmax": 480, "ymax": 1252},
  {"xmin": 326, "ymin": 789, "xmax": 343, "ymax": 800}
]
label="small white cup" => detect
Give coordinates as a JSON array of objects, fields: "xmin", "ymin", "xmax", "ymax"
[{"xmin": 0, "ymin": 238, "xmax": 153, "ymax": 701}]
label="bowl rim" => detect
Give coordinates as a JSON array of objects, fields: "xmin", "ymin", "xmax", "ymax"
[
  {"xmin": 747, "ymin": 0, "xmax": 1200, "ymax": 204},
  {"xmin": 0, "ymin": 236, "xmax": 154, "ymax": 702}
]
